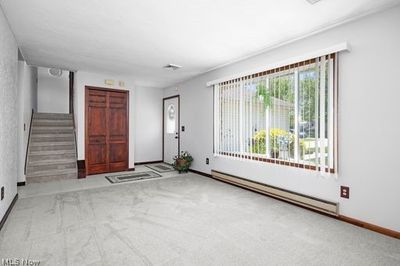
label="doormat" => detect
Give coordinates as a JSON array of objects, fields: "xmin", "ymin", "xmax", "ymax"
[
  {"xmin": 145, "ymin": 163, "xmax": 175, "ymax": 173},
  {"xmin": 105, "ymin": 171, "xmax": 161, "ymax": 184}
]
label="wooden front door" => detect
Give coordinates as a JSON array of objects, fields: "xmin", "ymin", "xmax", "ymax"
[{"xmin": 85, "ymin": 87, "xmax": 129, "ymax": 175}]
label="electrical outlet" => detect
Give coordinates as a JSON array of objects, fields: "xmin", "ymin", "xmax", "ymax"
[
  {"xmin": 1, "ymin": 186, "xmax": 4, "ymax": 200},
  {"xmin": 340, "ymin": 186, "xmax": 349, "ymax": 199},
  {"xmin": 206, "ymin": 158, "xmax": 209, "ymax": 165},
  {"xmin": 181, "ymin": 126, "xmax": 185, "ymax": 132}
]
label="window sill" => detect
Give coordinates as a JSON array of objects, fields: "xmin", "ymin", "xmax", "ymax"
[{"xmin": 217, "ymin": 152, "xmax": 335, "ymax": 174}]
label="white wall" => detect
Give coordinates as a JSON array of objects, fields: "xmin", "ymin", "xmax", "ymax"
[
  {"xmin": 0, "ymin": 8, "xmax": 18, "ymax": 221},
  {"xmin": 16, "ymin": 60, "xmax": 38, "ymax": 183},
  {"xmin": 74, "ymin": 71, "xmax": 163, "ymax": 168},
  {"xmin": 164, "ymin": 6, "xmax": 400, "ymax": 232},
  {"xmin": 37, "ymin": 67, "xmax": 69, "ymax": 113},
  {"xmin": 134, "ymin": 87, "xmax": 163, "ymax": 163}
]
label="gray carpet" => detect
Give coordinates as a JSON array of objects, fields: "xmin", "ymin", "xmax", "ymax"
[{"xmin": 1, "ymin": 173, "xmax": 399, "ymax": 265}]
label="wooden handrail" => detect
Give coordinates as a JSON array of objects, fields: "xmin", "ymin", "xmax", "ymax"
[{"xmin": 24, "ymin": 109, "xmax": 34, "ymax": 175}]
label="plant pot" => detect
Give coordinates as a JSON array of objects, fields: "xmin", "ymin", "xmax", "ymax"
[
  {"xmin": 176, "ymin": 159, "xmax": 187, "ymax": 167},
  {"xmin": 173, "ymin": 151, "xmax": 193, "ymax": 173},
  {"xmin": 176, "ymin": 159, "xmax": 189, "ymax": 173}
]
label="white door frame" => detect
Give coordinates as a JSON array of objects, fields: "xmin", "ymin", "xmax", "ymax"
[{"xmin": 162, "ymin": 95, "xmax": 180, "ymax": 163}]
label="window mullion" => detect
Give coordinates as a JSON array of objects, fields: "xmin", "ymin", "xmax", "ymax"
[
  {"xmin": 294, "ymin": 70, "xmax": 299, "ymax": 163},
  {"xmin": 214, "ymin": 85, "xmax": 218, "ymax": 155},
  {"xmin": 328, "ymin": 57, "xmax": 334, "ymax": 170},
  {"xmin": 249, "ymin": 78, "xmax": 253, "ymax": 160},
  {"xmin": 222, "ymin": 84, "xmax": 225, "ymax": 155},
  {"xmin": 314, "ymin": 59, "xmax": 320, "ymax": 169},
  {"xmin": 319, "ymin": 56, "xmax": 327, "ymax": 173},
  {"xmin": 265, "ymin": 77, "xmax": 270, "ymax": 158},
  {"xmin": 239, "ymin": 79, "xmax": 243, "ymax": 157}
]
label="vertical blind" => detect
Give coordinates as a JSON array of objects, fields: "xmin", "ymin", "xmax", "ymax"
[{"xmin": 214, "ymin": 53, "xmax": 338, "ymax": 175}]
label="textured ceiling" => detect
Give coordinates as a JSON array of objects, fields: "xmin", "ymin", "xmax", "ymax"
[{"xmin": 1, "ymin": 0, "xmax": 399, "ymax": 88}]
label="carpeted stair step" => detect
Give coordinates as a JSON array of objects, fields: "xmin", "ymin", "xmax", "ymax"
[
  {"xmin": 27, "ymin": 161, "xmax": 77, "ymax": 174},
  {"xmin": 32, "ymin": 119, "xmax": 73, "ymax": 127},
  {"xmin": 28, "ymin": 149, "xmax": 76, "ymax": 156},
  {"xmin": 30, "ymin": 141, "xmax": 75, "ymax": 147},
  {"xmin": 28, "ymin": 158, "xmax": 77, "ymax": 167},
  {"xmin": 31, "ymin": 133, "xmax": 73, "ymax": 138},
  {"xmin": 28, "ymin": 152, "xmax": 76, "ymax": 162},
  {"xmin": 32, "ymin": 129, "xmax": 74, "ymax": 135},
  {"xmin": 26, "ymin": 167, "xmax": 77, "ymax": 177},
  {"xmin": 33, "ymin": 113, "xmax": 73, "ymax": 120},
  {"xmin": 31, "ymin": 135, "xmax": 75, "ymax": 143},
  {"xmin": 27, "ymin": 173, "xmax": 77, "ymax": 183},
  {"xmin": 29, "ymin": 144, "xmax": 75, "ymax": 152}
]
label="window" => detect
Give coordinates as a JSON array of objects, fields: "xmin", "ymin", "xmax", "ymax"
[
  {"xmin": 166, "ymin": 104, "xmax": 176, "ymax": 134},
  {"xmin": 214, "ymin": 54, "xmax": 337, "ymax": 173}
]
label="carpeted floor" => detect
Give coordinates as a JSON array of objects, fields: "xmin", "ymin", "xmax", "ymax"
[{"xmin": 1, "ymin": 173, "xmax": 399, "ymax": 265}]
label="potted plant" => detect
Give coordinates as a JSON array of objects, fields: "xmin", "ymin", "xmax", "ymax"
[{"xmin": 173, "ymin": 151, "xmax": 193, "ymax": 173}]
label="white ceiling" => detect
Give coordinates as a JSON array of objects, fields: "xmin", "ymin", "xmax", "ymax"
[{"xmin": 1, "ymin": 0, "xmax": 399, "ymax": 88}]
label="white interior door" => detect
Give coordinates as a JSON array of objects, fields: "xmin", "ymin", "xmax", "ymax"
[{"xmin": 163, "ymin": 97, "xmax": 179, "ymax": 164}]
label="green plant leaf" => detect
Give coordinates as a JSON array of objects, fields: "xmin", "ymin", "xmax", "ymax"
[{"xmin": 256, "ymin": 83, "xmax": 271, "ymax": 109}]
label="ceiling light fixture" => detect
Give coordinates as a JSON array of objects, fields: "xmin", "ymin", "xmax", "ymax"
[
  {"xmin": 306, "ymin": 0, "xmax": 322, "ymax": 4},
  {"xmin": 48, "ymin": 68, "xmax": 63, "ymax": 77},
  {"xmin": 163, "ymin": 64, "xmax": 182, "ymax": 71}
]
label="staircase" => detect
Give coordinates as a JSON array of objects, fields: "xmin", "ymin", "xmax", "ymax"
[{"xmin": 26, "ymin": 113, "xmax": 78, "ymax": 183}]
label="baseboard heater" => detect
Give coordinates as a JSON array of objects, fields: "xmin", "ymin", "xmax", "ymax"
[{"xmin": 211, "ymin": 170, "xmax": 338, "ymax": 216}]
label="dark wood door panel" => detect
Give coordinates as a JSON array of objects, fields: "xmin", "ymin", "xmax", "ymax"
[
  {"xmin": 87, "ymin": 136, "xmax": 107, "ymax": 160},
  {"xmin": 109, "ymin": 143, "xmax": 128, "ymax": 172},
  {"xmin": 88, "ymin": 108, "xmax": 107, "ymax": 135},
  {"xmin": 87, "ymin": 143, "xmax": 108, "ymax": 174},
  {"xmin": 109, "ymin": 91, "xmax": 127, "ymax": 106},
  {"xmin": 85, "ymin": 87, "xmax": 129, "ymax": 175},
  {"xmin": 108, "ymin": 109, "xmax": 127, "ymax": 138},
  {"xmin": 88, "ymin": 92, "xmax": 107, "ymax": 104},
  {"xmin": 87, "ymin": 144, "xmax": 107, "ymax": 164},
  {"xmin": 109, "ymin": 143, "xmax": 128, "ymax": 162}
]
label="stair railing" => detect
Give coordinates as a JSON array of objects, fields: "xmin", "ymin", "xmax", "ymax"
[{"xmin": 24, "ymin": 109, "xmax": 34, "ymax": 175}]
